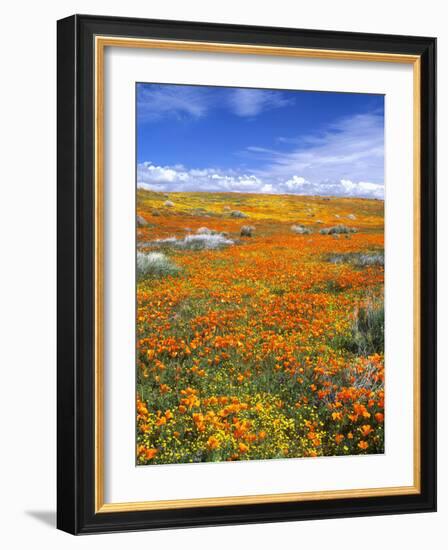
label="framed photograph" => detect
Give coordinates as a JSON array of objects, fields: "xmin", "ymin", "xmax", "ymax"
[{"xmin": 57, "ymin": 14, "xmax": 436, "ymax": 534}]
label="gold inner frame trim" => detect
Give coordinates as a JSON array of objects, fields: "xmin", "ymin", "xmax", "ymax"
[{"xmin": 94, "ymin": 35, "xmax": 421, "ymax": 513}]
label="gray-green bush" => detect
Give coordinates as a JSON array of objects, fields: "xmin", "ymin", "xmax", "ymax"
[
  {"xmin": 291, "ymin": 224, "xmax": 312, "ymax": 235},
  {"xmin": 327, "ymin": 252, "xmax": 384, "ymax": 267},
  {"xmin": 342, "ymin": 300, "xmax": 384, "ymax": 356},
  {"xmin": 240, "ymin": 225, "xmax": 255, "ymax": 237},
  {"xmin": 137, "ymin": 252, "xmax": 180, "ymax": 279},
  {"xmin": 230, "ymin": 210, "xmax": 248, "ymax": 218},
  {"xmin": 320, "ymin": 224, "xmax": 357, "ymax": 235},
  {"xmin": 151, "ymin": 232, "xmax": 234, "ymax": 251}
]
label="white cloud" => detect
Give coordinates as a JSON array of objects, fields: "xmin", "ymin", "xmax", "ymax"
[
  {"xmin": 228, "ymin": 89, "xmax": 294, "ymax": 117},
  {"xmin": 250, "ymin": 112, "xmax": 384, "ymax": 186},
  {"xmin": 137, "ymin": 85, "xmax": 212, "ymax": 121},
  {"xmin": 136, "ymin": 109, "xmax": 384, "ymax": 199},
  {"xmin": 341, "ymin": 179, "xmax": 384, "ymax": 198},
  {"xmin": 261, "ymin": 184, "xmax": 274, "ymax": 193},
  {"xmin": 138, "ymin": 162, "xmax": 263, "ymax": 194},
  {"xmin": 137, "ymin": 161, "xmax": 383, "ymax": 199},
  {"xmin": 284, "ymin": 176, "xmax": 307, "ymax": 191},
  {"xmin": 137, "ymin": 85, "xmax": 294, "ymax": 121}
]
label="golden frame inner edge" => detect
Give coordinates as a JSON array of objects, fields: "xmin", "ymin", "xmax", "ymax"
[{"xmin": 94, "ymin": 36, "xmax": 421, "ymax": 513}]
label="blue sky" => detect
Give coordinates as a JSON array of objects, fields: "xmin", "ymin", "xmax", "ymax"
[{"xmin": 136, "ymin": 83, "xmax": 384, "ymax": 199}]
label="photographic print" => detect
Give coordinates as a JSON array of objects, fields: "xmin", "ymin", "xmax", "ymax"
[
  {"xmin": 57, "ymin": 17, "xmax": 436, "ymax": 533},
  {"xmin": 135, "ymin": 83, "xmax": 385, "ymax": 465}
]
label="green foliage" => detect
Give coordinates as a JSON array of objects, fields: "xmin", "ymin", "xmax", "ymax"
[{"xmin": 343, "ymin": 300, "xmax": 384, "ymax": 356}]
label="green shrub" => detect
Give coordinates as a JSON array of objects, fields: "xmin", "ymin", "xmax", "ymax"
[{"xmin": 348, "ymin": 301, "xmax": 384, "ymax": 355}]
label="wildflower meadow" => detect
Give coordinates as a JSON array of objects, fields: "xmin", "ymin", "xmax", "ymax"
[{"xmin": 136, "ymin": 190, "xmax": 384, "ymax": 465}]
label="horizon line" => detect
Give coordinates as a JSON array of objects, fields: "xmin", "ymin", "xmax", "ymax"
[{"xmin": 137, "ymin": 186, "xmax": 384, "ymax": 201}]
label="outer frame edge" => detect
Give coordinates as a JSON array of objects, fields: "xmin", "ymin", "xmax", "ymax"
[{"xmin": 57, "ymin": 14, "xmax": 79, "ymax": 535}]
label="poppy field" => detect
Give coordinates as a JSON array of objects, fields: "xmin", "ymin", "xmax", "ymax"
[{"xmin": 136, "ymin": 189, "xmax": 384, "ymax": 465}]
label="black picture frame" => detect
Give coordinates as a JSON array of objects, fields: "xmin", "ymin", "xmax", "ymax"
[{"xmin": 57, "ymin": 14, "xmax": 436, "ymax": 535}]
